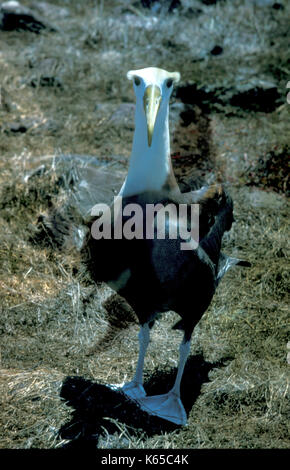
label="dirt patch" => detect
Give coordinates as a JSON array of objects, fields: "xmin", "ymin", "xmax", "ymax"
[{"xmin": 244, "ymin": 145, "xmax": 289, "ymax": 195}]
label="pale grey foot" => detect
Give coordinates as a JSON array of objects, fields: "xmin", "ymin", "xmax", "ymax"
[
  {"xmin": 138, "ymin": 338, "xmax": 191, "ymax": 426},
  {"xmin": 139, "ymin": 390, "xmax": 187, "ymax": 425}
]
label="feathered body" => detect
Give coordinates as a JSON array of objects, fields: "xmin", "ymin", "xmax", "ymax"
[{"xmin": 85, "ymin": 184, "xmax": 235, "ymax": 338}]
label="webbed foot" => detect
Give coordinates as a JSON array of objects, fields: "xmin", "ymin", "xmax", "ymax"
[{"xmin": 139, "ymin": 391, "xmax": 187, "ymax": 425}]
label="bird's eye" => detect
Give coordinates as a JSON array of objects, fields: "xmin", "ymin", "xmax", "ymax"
[
  {"xmin": 166, "ymin": 79, "xmax": 173, "ymax": 88},
  {"xmin": 134, "ymin": 77, "xmax": 141, "ymax": 86}
]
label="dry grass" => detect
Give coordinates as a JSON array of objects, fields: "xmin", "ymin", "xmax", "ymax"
[{"xmin": 0, "ymin": 0, "xmax": 289, "ymax": 449}]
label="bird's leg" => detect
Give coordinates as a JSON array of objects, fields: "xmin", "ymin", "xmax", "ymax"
[
  {"xmin": 139, "ymin": 335, "xmax": 191, "ymax": 425},
  {"xmin": 169, "ymin": 338, "xmax": 191, "ymax": 397},
  {"xmin": 121, "ymin": 322, "xmax": 150, "ymax": 400}
]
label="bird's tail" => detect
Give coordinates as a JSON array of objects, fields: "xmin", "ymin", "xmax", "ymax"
[{"xmin": 217, "ymin": 252, "xmax": 251, "ymax": 282}]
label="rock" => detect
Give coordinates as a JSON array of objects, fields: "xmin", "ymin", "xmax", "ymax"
[
  {"xmin": 272, "ymin": 2, "xmax": 284, "ymax": 9},
  {"xmin": 0, "ymin": 1, "xmax": 56, "ymax": 32},
  {"xmin": 30, "ymin": 76, "xmax": 63, "ymax": 89},
  {"xmin": 6, "ymin": 121, "xmax": 27, "ymax": 133},
  {"xmin": 229, "ymin": 85, "xmax": 282, "ymax": 113},
  {"xmin": 176, "ymin": 83, "xmax": 218, "ymax": 112},
  {"xmin": 4, "ymin": 117, "xmax": 58, "ymax": 135},
  {"xmin": 176, "ymin": 78, "xmax": 283, "ymax": 113},
  {"xmin": 210, "ymin": 45, "xmax": 223, "ymax": 56}
]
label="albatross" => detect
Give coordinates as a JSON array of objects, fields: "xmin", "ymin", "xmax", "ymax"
[{"xmin": 85, "ymin": 67, "xmax": 250, "ymax": 425}]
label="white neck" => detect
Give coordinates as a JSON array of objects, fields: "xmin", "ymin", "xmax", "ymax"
[{"xmin": 120, "ymin": 100, "xmax": 173, "ymax": 197}]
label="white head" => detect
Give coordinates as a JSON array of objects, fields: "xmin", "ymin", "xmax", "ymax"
[{"xmin": 127, "ymin": 67, "xmax": 180, "ymax": 147}]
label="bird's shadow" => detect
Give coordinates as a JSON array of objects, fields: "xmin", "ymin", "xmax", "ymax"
[{"xmin": 59, "ymin": 355, "xmax": 226, "ymax": 448}]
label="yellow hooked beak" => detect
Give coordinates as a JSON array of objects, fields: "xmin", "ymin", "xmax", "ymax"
[{"xmin": 143, "ymin": 85, "xmax": 161, "ymax": 147}]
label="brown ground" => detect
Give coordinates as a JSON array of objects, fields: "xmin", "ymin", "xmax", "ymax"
[{"xmin": 0, "ymin": 0, "xmax": 289, "ymax": 449}]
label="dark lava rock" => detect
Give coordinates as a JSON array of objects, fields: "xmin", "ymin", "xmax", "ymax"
[
  {"xmin": 4, "ymin": 117, "xmax": 58, "ymax": 135},
  {"xmin": 229, "ymin": 86, "xmax": 282, "ymax": 113},
  {"xmin": 210, "ymin": 45, "xmax": 223, "ymax": 55},
  {"xmin": 176, "ymin": 83, "xmax": 219, "ymax": 112},
  {"xmin": 30, "ymin": 76, "xmax": 63, "ymax": 89},
  {"xmin": 272, "ymin": 2, "xmax": 284, "ymax": 9},
  {"xmin": 0, "ymin": 1, "xmax": 55, "ymax": 32},
  {"xmin": 7, "ymin": 122, "xmax": 27, "ymax": 133},
  {"xmin": 176, "ymin": 80, "xmax": 283, "ymax": 114}
]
